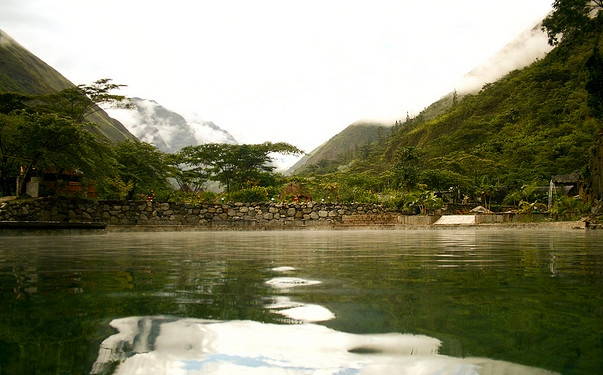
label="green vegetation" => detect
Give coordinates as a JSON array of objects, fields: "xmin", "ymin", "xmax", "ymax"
[
  {"xmin": 2, "ymin": 1, "xmax": 603, "ymax": 218},
  {"xmin": 287, "ymin": 3, "xmax": 603, "ymax": 218},
  {"xmin": 0, "ymin": 84, "xmax": 303, "ymax": 201},
  {"xmin": 176, "ymin": 142, "xmax": 303, "ymax": 194},
  {"xmin": 0, "ymin": 80, "xmax": 141, "ymax": 197},
  {"xmin": 291, "ymin": 122, "xmax": 390, "ymax": 175},
  {"xmin": 0, "ymin": 31, "xmax": 134, "ymax": 142}
]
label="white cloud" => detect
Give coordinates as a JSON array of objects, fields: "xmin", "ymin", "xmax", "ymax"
[{"xmin": 0, "ymin": 0, "xmax": 553, "ymax": 152}]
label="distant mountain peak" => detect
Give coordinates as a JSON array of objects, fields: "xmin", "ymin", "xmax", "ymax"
[{"xmin": 105, "ymin": 98, "xmax": 237, "ymax": 153}]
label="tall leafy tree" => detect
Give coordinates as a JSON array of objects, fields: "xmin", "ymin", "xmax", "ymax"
[
  {"xmin": 586, "ymin": 44, "xmax": 603, "ymax": 118},
  {"xmin": 391, "ymin": 146, "xmax": 423, "ymax": 191},
  {"xmin": 0, "ymin": 79, "xmax": 135, "ymax": 197},
  {"xmin": 177, "ymin": 142, "xmax": 303, "ymax": 193},
  {"xmin": 0, "ymin": 93, "xmax": 31, "ymax": 115},
  {"xmin": 111, "ymin": 140, "xmax": 173, "ymax": 199},
  {"xmin": 10, "ymin": 111, "xmax": 111, "ymax": 195},
  {"xmin": 542, "ymin": 0, "xmax": 603, "ymax": 45},
  {"xmin": 0, "ymin": 112, "xmax": 25, "ymax": 195}
]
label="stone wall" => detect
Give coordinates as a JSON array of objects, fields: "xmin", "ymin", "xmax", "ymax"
[
  {"xmin": 0, "ymin": 197, "xmax": 403, "ymax": 229},
  {"xmin": 3, "ymin": 197, "xmax": 579, "ymax": 230}
]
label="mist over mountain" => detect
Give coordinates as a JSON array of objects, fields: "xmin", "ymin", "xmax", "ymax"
[
  {"xmin": 105, "ymin": 98, "xmax": 237, "ymax": 153},
  {"xmin": 455, "ymin": 19, "xmax": 552, "ymax": 93},
  {"xmin": 293, "ymin": 18, "xmax": 553, "ymax": 175}
]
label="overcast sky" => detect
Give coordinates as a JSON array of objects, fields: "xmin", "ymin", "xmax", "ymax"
[{"xmin": 1, "ymin": 0, "xmax": 553, "ymax": 152}]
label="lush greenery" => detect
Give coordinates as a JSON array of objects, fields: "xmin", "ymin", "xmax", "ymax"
[
  {"xmin": 291, "ymin": 122, "xmax": 390, "ymax": 175},
  {"xmin": 176, "ymin": 142, "xmax": 302, "ymax": 193},
  {"xmin": 287, "ymin": 3, "xmax": 603, "ymax": 217},
  {"xmin": 0, "ymin": 84, "xmax": 303, "ymax": 201},
  {"xmin": 0, "ymin": 32, "xmax": 134, "ymax": 142},
  {"xmin": 2, "ymin": 0, "xmax": 603, "ymax": 218}
]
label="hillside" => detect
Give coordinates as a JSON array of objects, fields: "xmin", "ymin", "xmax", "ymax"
[
  {"xmin": 294, "ymin": 19, "xmax": 552, "ymax": 179},
  {"xmin": 384, "ymin": 25, "xmax": 598, "ymax": 188},
  {"xmin": 288, "ymin": 15, "xmax": 603, "ymax": 210},
  {"xmin": 290, "ymin": 121, "xmax": 390, "ymax": 175},
  {"xmin": 0, "ymin": 30, "xmax": 135, "ymax": 143},
  {"xmin": 456, "ymin": 19, "xmax": 552, "ymax": 94}
]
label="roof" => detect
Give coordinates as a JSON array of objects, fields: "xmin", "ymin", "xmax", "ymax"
[{"xmin": 551, "ymin": 172, "xmax": 581, "ymax": 184}]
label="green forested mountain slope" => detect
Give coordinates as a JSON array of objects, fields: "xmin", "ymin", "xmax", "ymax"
[
  {"xmin": 290, "ymin": 122, "xmax": 389, "ymax": 175},
  {"xmin": 381, "ymin": 21, "xmax": 603, "ymax": 189},
  {"xmin": 0, "ymin": 30, "xmax": 135, "ymax": 143},
  {"xmin": 0, "ymin": 30, "xmax": 73, "ymax": 94},
  {"xmin": 291, "ymin": 15, "xmax": 603, "ymax": 209}
]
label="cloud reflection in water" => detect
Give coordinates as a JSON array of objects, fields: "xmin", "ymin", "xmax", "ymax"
[
  {"xmin": 91, "ymin": 268, "xmax": 558, "ymax": 375},
  {"xmin": 91, "ymin": 316, "xmax": 558, "ymax": 375}
]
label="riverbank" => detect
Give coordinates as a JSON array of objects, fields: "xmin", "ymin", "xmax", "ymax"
[
  {"xmin": 100, "ymin": 221, "xmax": 587, "ymax": 232},
  {"xmin": 0, "ymin": 196, "xmax": 590, "ymax": 232},
  {"xmin": 0, "ymin": 196, "xmax": 398, "ymax": 228}
]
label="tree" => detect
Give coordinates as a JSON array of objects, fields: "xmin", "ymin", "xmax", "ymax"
[
  {"xmin": 38, "ymin": 78, "xmax": 131, "ymax": 123},
  {"xmin": 177, "ymin": 142, "xmax": 303, "ymax": 193},
  {"xmin": 391, "ymin": 146, "xmax": 423, "ymax": 191},
  {"xmin": 586, "ymin": 44, "xmax": 603, "ymax": 118},
  {"xmin": 9, "ymin": 111, "xmax": 111, "ymax": 195},
  {"xmin": 168, "ymin": 151, "xmax": 208, "ymax": 193},
  {"xmin": 0, "ymin": 112, "xmax": 25, "ymax": 195},
  {"xmin": 542, "ymin": 0, "xmax": 603, "ymax": 45},
  {"xmin": 0, "ymin": 93, "xmax": 31, "ymax": 115},
  {"xmin": 420, "ymin": 169, "xmax": 470, "ymax": 195},
  {"xmin": 110, "ymin": 140, "xmax": 173, "ymax": 200},
  {"xmin": 476, "ymin": 176, "xmax": 499, "ymax": 210},
  {"xmin": 0, "ymin": 79, "xmax": 133, "ymax": 197},
  {"xmin": 0, "ymin": 83, "xmax": 129, "ymax": 196}
]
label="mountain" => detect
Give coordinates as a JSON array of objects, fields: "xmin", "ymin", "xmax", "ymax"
[
  {"xmin": 285, "ymin": 14, "xmax": 603, "ymax": 208},
  {"xmin": 394, "ymin": 20, "xmax": 553, "ymax": 126},
  {"xmin": 455, "ymin": 19, "xmax": 553, "ymax": 94},
  {"xmin": 291, "ymin": 19, "xmax": 553, "ymax": 177},
  {"xmin": 105, "ymin": 98, "xmax": 237, "ymax": 153},
  {"xmin": 289, "ymin": 122, "xmax": 390, "ymax": 175},
  {"xmin": 0, "ymin": 29, "xmax": 135, "ymax": 143},
  {"xmin": 375, "ymin": 17, "xmax": 603, "ymax": 191}
]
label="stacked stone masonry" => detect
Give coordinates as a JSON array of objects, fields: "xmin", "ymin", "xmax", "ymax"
[
  {"xmin": 2, "ymin": 197, "xmax": 574, "ymax": 229},
  {"xmin": 0, "ymin": 197, "xmax": 402, "ymax": 229}
]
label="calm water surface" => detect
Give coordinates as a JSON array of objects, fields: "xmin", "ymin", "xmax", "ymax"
[{"xmin": 0, "ymin": 229, "xmax": 601, "ymax": 374}]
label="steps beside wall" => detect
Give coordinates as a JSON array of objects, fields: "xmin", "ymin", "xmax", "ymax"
[{"xmin": 434, "ymin": 215, "xmax": 477, "ymax": 226}]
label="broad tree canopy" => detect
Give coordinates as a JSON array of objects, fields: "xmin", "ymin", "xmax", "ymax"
[
  {"xmin": 176, "ymin": 142, "xmax": 303, "ymax": 192},
  {"xmin": 0, "ymin": 111, "xmax": 111, "ymax": 195}
]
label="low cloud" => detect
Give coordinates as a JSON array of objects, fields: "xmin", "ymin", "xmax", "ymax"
[
  {"xmin": 455, "ymin": 21, "xmax": 553, "ymax": 94},
  {"xmin": 106, "ymin": 98, "xmax": 237, "ymax": 153}
]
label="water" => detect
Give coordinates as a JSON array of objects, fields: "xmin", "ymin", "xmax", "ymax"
[{"xmin": 0, "ymin": 229, "xmax": 601, "ymax": 374}]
